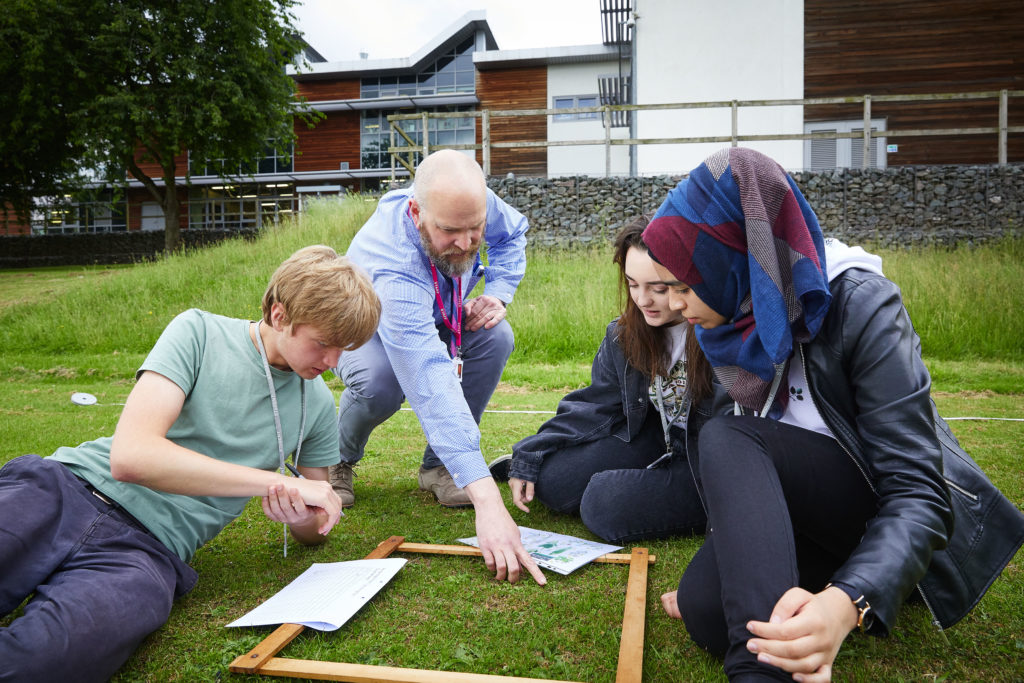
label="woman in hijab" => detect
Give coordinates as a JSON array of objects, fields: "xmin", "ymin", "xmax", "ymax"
[{"xmin": 641, "ymin": 147, "xmax": 1023, "ymax": 682}]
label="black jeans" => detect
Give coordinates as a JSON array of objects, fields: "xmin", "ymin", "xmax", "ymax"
[
  {"xmin": 534, "ymin": 408, "xmax": 707, "ymax": 544},
  {"xmin": 677, "ymin": 415, "xmax": 876, "ymax": 681}
]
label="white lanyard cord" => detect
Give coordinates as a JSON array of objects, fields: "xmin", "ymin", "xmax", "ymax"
[{"xmin": 254, "ymin": 320, "xmax": 307, "ymax": 556}]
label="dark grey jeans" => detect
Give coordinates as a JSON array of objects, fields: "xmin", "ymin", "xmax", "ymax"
[
  {"xmin": 676, "ymin": 416, "xmax": 876, "ymax": 681},
  {"xmin": 0, "ymin": 455, "xmax": 196, "ymax": 683},
  {"xmin": 533, "ymin": 410, "xmax": 707, "ymax": 544}
]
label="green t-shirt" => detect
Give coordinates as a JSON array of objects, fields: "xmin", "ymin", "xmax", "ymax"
[{"xmin": 51, "ymin": 309, "xmax": 340, "ymax": 562}]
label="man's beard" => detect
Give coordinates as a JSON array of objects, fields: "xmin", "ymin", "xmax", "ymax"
[{"xmin": 419, "ymin": 230, "xmax": 478, "ymax": 278}]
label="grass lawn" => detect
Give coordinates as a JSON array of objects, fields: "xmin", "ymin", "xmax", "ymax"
[{"xmin": 1, "ymin": 199, "xmax": 1022, "ymax": 681}]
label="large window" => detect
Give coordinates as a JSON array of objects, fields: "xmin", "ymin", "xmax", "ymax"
[
  {"xmin": 553, "ymin": 95, "xmax": 600, "ymax": 122},
  {"xmin": 188, "ymin": 142, "xmax": 294, "ymax": 177},
  {"xmin": 360, "ymin": 37, "xmax": 476, "ymax": 99},
  {"xmin": 187, "ymin": 184, "xmax": 296, "ymax": 230},
  {"xmin": 361, "ymin": 106, "xmax": 475, "ymax": 169},
  {"xmin": 33, "ymin": 192, "xmax": 127, "ymax": 234},
  {"xmin": 804, "ymin": 119, "xmax": 887, "ymax": 170}
]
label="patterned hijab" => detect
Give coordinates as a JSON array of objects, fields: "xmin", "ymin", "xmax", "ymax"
[{"xmin": 642, "ymin": 147, "xmax": 831, "ymax": 412}]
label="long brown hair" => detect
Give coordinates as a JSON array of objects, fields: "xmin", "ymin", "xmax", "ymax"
[{"xmin": 613, "ymin": 216, "xmax": 714, "ymax": 404}]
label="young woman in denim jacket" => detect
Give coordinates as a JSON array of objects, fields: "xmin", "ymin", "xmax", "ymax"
[
  {"xmin": 642, "ymin": 147, "xmax": 1024, "ymax": 682},
  {"xmin": 490, "ymin": 216, "xmax": 730, "ymax": 544}
]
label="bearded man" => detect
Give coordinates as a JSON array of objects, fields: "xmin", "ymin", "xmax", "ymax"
[{"xmin": 331, "ymin": 150, "xmax": 543, "ymax": 585}]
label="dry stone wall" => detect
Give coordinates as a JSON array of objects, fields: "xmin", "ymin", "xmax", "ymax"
[{"xmin": 489, "ymin": 164, "xmax": 1023, "ymax": 248}]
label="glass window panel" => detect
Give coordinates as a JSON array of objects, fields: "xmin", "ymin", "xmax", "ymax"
[
  {"xmin": 277, "ymin": 155, "xmax": 292, "ymax": 173},
  {"xmin": 361, "ymin": 83, "xmax": 378, "ymax": 99},
  {"xmin": 456, "ymin": 128, "xmax": 475, "ymax": 144},
  {"xmin": 455, "ymin": 53, "xmax": 473, "ymax": 70},
  {"xmin": 455, "ymin": 70, "xmax": 474, "ymax": 88},
  {"xmin": 435, "ymin": 72, "xmax": 454, "ymax": 87},
  {"xmin": 435, "ymin": 130, "xmax": 455, "ymax": 146},
  {"xmin": 398, "ymin": 75, "xmax": 416, "ymax": 95},
  {"xmin": 258, "ymin": 157, "xmax": 275, "ymax": 175},
  {"xmin": 554, "ymin": 97, "xmax": 574, "ymax": 121},
  {"xmin": 435, "ymin": 55, "xmax": 454, "ymax": 73}
]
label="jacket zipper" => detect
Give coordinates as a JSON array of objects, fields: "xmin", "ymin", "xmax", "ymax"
[{"xmin": 945, "ymin": 478, "xmax": 979, "ymax": 502}]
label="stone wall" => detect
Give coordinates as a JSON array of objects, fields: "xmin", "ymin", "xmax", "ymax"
[
  {"xmin": 2, "ymin": 165, "xmax": 1020, "ymax": 268},
  {"xmin": 489, "ymin": 164, "xmax": 1023, "ymax": 248}
]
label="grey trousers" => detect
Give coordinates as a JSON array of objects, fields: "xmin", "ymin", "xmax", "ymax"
[{"xmin": 335, "ymin": 320, "xmax": 514, "ymax": 469}]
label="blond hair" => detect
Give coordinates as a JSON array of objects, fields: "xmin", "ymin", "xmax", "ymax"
[{"xmin": 262, "ymin": 245, "xmax": 380, "ymax": 350}]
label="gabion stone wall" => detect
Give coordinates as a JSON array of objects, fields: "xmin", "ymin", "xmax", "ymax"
[{"xmin": 490, "ymin": 164, "xmax": 1023, "ymax": 248}]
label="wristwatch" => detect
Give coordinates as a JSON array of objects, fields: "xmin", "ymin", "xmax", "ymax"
[{"xmin": 826, "ymin": 582, "xmax": 874, "ymax": 632}]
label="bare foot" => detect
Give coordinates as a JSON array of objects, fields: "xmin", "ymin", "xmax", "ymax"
[{"xmin": 661, "ymin": 591, "xmax": 682, "ymax": 619}]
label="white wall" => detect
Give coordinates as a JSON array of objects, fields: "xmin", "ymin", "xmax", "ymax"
[
  {"xmin": 634, "ymin": 0, "xmax": 804, "ymax": 174},
  {"xmin": 547, "ymin": 61, "xmax": 631, "ymax": 177}
]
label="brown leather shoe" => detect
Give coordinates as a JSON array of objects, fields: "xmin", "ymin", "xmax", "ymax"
[
  {"xmin": 417, "ymin": 465, "xmax": 472, "ymax": 508},
  {"xmin": 329, "ymin": 462, "xmax": 356, "ymax": 508}
]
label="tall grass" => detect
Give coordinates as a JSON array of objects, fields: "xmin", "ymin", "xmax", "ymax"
[
  {"xmin": 0, "ymin": 197, "xmax": 375, "ymax": 356},
  {"xmin": 2, "ymin": 196, "xmax": 1021, "ymax": 366},
  {"xmin": 885, "ymin": 236, "xmax": 1024, "ymax": 362}
]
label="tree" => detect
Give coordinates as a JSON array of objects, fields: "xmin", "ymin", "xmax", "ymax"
[
  {"xmin": 1, "ymin": 0, "xmax": 317, "ymax": 250},
  {"xmin": 0, "ymin": 1, "xmax": 114, "ymax": 220}
]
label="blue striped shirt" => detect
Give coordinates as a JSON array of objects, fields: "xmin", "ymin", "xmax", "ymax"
[{"xmin": 345, "ymin": 187, "xmax": 528, "ymax": 486}]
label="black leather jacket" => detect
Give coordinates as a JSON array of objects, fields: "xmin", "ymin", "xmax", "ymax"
[
  {"xmin": 785, "ymin": 268, "xmax": 1022, "ymax": 633},
  {"xmin": 510, "ymin": 320, "xmax": 731, "ymax": 483}
]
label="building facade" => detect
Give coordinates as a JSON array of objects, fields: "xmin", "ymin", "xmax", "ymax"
[{"xmin": 4, "ymin": 0, "xmax": 1021, "ymax": 236}]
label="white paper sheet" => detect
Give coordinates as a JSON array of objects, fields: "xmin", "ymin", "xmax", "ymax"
[
  {"xmin": 227, "ymin": 558, "xmax": 406, "ymax": 631},
  {"xmin": 458, "ymin": 526, "xmax": 621, "ymax": 575}
]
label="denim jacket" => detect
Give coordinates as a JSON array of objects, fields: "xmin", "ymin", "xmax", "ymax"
[{"xmin": 510, "ymin": 320, "xmax": 730, "ymax": 483}]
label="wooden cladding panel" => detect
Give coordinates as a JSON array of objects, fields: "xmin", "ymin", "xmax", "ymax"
[
  {"xmin": 133, "ymin": 149, "xmax": 188, "ymax": 180},
  {"xmin": 476, "ymin": 66, "xmax": 547, "ymax": 176},
  {"xmin": 805, "ymin": 0, "xmax": 1024, "ymax": 164},
  {"xmin": 294, "ymin": 111, "xmax": 361, "ymax": 172},
  {"xmin": 296, "ymin": 79, "xmax": 360, "ymax": 102}
]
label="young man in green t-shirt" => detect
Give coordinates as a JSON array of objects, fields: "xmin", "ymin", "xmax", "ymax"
[{"xmin": 0, "ymin": 245, "xmax": 380, "ymax": 682}]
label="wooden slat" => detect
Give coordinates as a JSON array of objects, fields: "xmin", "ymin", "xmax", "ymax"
[
  {"xmin": 228, "ymin": 536, "xmax": 406, "ymax": 674},
  {"xmin": 614, "ymin": 548, "xmax": 648, "ymax": 683},
  {"xmin": 255, "ymin": 657, "xmax": 580, "ymax": 682},
  {"xmin": 396, "ymin": 542, "xmax": 655, "ymax": 565}
]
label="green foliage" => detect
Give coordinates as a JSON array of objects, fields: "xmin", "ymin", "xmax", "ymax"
[
  {"xmin": 0, "ymin": 0, "xmax": 112, "ymax": 213},
  {"xmin": 0, "ymin": 0, "xmax": 317, "ymax": 248}
]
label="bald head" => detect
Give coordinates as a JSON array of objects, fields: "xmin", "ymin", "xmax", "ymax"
[
  {"xmin": 412, "ymin": 149, "xmax": 486, "ymax": 213},
  {"xmin": 409, "ymin": 150, "xmax": 487, "ymax": 278}
]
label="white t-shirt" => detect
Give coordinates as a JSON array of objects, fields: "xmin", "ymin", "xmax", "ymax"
[{"xmin": 649, "ymin": 323, "xmax": 689, "ymax": 429}]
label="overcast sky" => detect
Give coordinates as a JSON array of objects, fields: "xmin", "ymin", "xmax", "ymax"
[{"xmin": 291, "ymin": 0, "xmax": 605, "ymax": 62}]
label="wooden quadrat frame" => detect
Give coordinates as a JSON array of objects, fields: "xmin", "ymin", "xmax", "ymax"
[{"xmin": 230, "ymin": 535, "xmax": 655, "ymax": 683}]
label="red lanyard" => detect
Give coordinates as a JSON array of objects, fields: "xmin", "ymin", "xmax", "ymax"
[{"xmin": 430, "ymin": 263, "xmax": 462, "ymax": 357}]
